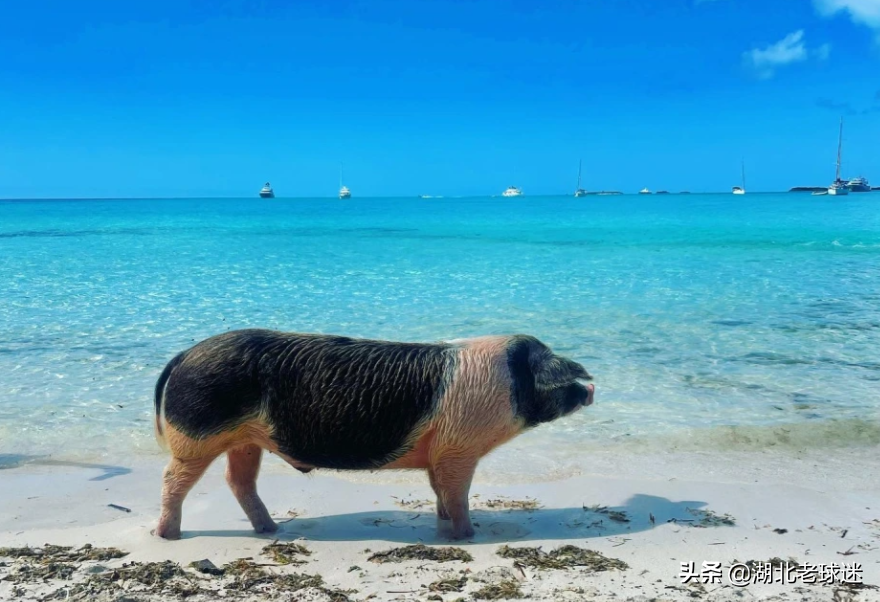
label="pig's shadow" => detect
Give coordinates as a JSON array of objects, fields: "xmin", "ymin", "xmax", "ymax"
[
  {"xmin": 187, "ymin": 494, "xmax": 723, "ymax": 544},
  {"xmin": 0, "ymin": 454, "xmax": 131, "ymax": 481}
]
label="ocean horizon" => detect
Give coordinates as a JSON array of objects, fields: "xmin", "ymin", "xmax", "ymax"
[
  {"xmin": 2, "ymin": 190, "xmax": 869, "ymax": 201},
  {"xmin": 2, "ymin": 192, "xmax": 879, "ymax": 480}
]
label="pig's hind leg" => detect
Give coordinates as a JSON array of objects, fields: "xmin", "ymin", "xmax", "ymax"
[
  {"xmin": 156, "ymin": 454, "xmax": 217, "ymax": 540},
  {"xmin": 225, "ymin": 444, "xmax": 277, "ymax": 534}
]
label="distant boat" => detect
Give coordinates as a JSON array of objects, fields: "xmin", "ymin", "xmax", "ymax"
[
  {"xmin": 259, "ymin": 182, "xmax": 274, "ymax": 198},
  {"xmin": 827, "ymin": 118, "xmax": 849, "ymax": 196},
  {"xmin": 574, "ymin": 160, "xmax": 587, "ymax": 197},
  {"xmin": 639, "ymin": 188, "xmax": 651, "ymax": 195},
  {"xmin": 339, "ymin": 164, "xmax": 351, "ymax": 199},
  {"xmin": 502, "ymin": 186, "xmax": 524, "ymax": 197},
  {"xmin": 732, "ymin": 160, "xmax": 746, "ymax": 195},
  {"xmin": 828, "ymin": 181, "xmax": 849, "ymax": 196},
  {"xmin": 847, "ymin": 176, "xmax": 871, "ymax": 193},
  {"xmin": 656, "ymin": 190, "xmax": 670, "ymax": 195}
]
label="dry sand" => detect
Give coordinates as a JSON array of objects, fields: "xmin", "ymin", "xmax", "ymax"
[{"xmin": 1, "ymin": 448, "xmax": 878, "ymax": 601}]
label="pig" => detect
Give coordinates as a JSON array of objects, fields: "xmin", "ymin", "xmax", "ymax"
[{"xmin": 153, "ymin": 329, "xmax": 594, "ymax": 540}]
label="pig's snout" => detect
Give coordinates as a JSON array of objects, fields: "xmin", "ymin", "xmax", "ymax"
[{"xmin": 583, "ymin": 383, "xmax": 595, "ymax": 406}]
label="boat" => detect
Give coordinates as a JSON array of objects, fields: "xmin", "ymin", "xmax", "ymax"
[
  {"xmin": 574, "ymin": 160, "xmax": 588, "ymax": 197},
  {"xmin": 826, "ymin": 118, "xmax": 849, "ymax": 196},
  {"xmin": 847, "ymin": 176, "xmax": 871, "ymax": 193},
  {"xmin": 338, "ymin": 164, "xmax": 351, "ymax": 199},
  {"xmin": 259, "ymin": 182, "xmax": 274, "ymax": 198},
  {"xmin": 502, "ymin": 186, "xmax": 524, "ymax": 197},
  {"xmin": 828, "ymin": 181, "xmax": 849, "ymax": 196},
  {"xmin": 639, "ymin": 188, "xmax": 651, "ymax": 195},
  {"xmin": 732, "ymin": 160, "xmax": 746, "ymax": 195},
  {"xmin": 656, "ymin": 190, "xmax": 670, "ymax": 195},
  {"xmin": 812, "ymin": 190, "xmax": 829, "ymax": 196}
]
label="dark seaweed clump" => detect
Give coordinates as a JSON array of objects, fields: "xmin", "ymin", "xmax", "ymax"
[
  {"xmin": 42, "ymin": 560, "xmax": 200, "ymax": 600},
  {"xmin": 0, "ymin": 544, "xmax": 128, "ymax": 563},
  {"xmin": 497, "ymin": 545, "xmax": 628, "ymax": 571},
  {"xmin": 222, "ymin": 559, "xmax": 354, "ymax": 601},
  {"xmin": 261, "ymin": 542, "xmax": 312, "ymax": 565},
  {"xmin": 368, "ymin": 544, "xmax": 473, "ymax": 564},
  {"xmin": 0, "ymin": 545, "xmax": 129, "ymax": 586},
  {"xmin": 472, "ymin": 580, "xmax": 523, "ymax": 599},
  {"xmin": 428, "ymin": 575, "xmax": 468, "ymax": 592}
]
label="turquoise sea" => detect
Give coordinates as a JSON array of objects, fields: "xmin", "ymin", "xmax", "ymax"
[{"xmin": 2, "ymin": 193, "xmax": 879, "ymax": 477}]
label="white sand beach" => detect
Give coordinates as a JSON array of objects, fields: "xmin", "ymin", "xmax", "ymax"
[{"xmin": 2, "ymin": 448, "xmax": 878, "ymax": 601}]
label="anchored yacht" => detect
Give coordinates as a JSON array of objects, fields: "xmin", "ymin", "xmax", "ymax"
[
  {"xmin": 847, "ymin": 176, "xmax": 871, "ymax": 193},
  {"xmin": 826, "ymin": 118, "xmax": 849, "ymax": 196},
  {"xmin": 574, "ymin": 160, "xmax": 587, "ymax": 197},
  {"xmin": 338, "ymin": 164, "xmax": 351, "ymax": 199}
]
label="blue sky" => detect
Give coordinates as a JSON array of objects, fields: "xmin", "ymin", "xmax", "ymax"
[{"xmin": 1, "ymin": 0, "xmax": 878, "ymax": 197}]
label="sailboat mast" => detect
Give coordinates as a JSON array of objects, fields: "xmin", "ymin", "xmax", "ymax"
[
  {"xmin": 741, "ymin": 159, "xmax": 746, "ymax": 189},
  {"xmin": 836, "ymin": 117, "xmax": 843, "ymax": 182},
  {"xmin": 577, "ymin": 159, "xmax": 582, "ymax": 189}
]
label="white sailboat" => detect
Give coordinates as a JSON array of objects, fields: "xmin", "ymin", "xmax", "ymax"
[
  {"xmin": 732, "ymin": 160, "xmax": 746, "ymax": 195},
  {"xmin": 574, "ymin": 160, "xmax": 587, "ymax": 197},
  {"xmin": 338, "ymin": 164, "xmax": 351, "ymax": 199},
  {"xmin": 827, "ymin": 118, "xmax": 849, "ymax": 196},
  {"xmin": 639, "ymin": 188, "xmax": 651, "ymax": 195}
]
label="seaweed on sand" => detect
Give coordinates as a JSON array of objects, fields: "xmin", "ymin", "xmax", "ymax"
[
  {"xmin": 368, "ymin": 544, "xmax": 473, "ymax": 564},
  {"xmin": 0, "ymin": 545, "xmax": 129, "ymax": 587},
  {"xmin": 1, "ymin": 561, "xmax": 78, "ymax": 583},
  {"xmin": 472, "ymin": 580, "xmax": 523, "ymax": 600},
  {"xmin": 497, "ymin": 545, "xmax": 628, "ymax": 572},
  {"xmin": 261, "ymin": 542, "xmax": 312, "ymax": 565},
  {"xmin": 687, "ymin": 508, "xmax": 735, "ymax": 527},
  {"xmin": 428, "ymin": 575, "xmax": 468, "ymax": 592},
  {"xmin": 223, "ymin": 558, "xmax": 355, "ymax": 600},
  {"xmin": 0, "ymin": 544, "xmax": 127, "ymax": 563},
  {"xmin": 481, "ymin": 497, "xmax": 542, "ymax": 512},
  {"xmin": 42, "ymin": 560, "xmax": 200, "ymax": 600}
]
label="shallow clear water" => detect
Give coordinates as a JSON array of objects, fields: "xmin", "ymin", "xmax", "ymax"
[{"xmin": 2, "ymin": 194, "xmax": 879, "ymax": 477}]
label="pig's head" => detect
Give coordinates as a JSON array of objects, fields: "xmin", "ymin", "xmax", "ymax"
[{"xmin": 507, "ymin": 335, "xmax": 594, "ymax": 427}]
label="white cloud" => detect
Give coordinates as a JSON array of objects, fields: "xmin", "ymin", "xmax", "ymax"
[
  {"xmin": 814, "ymin": 0, "xmax": 880, "ymax": 29},
  {"xmin": 814, "ymin": 42, "xmax": 833, "ymax": 59},
  {"xmin": 742, "ymin": 30, "xmax": 809, "ymax": 79}
]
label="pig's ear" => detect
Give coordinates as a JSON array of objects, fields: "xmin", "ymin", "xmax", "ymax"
[{"xmin": 511, "ymin": 336, "xmax": 592, "ymax": 385}]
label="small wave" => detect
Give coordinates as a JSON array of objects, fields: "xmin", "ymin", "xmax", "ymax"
[{"xmin": 616, "ymin": 418, "xmax": 880, "ymax": 453}]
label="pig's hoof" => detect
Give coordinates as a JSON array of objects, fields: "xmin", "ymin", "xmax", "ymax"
[
  {"xmin": 154, "ymin": 525, "xmax": 181, "ymax": 540},
  {"xmin": 450, "ymin": 524, "xmax": 475, "ymax": 540},
  {"xmin": 437, "ymin": 507, "xmax": 451, "ymax": 520},
  {"xmin": 254, "ymin": 520, "xmax": 279, "ymax": 534}
]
